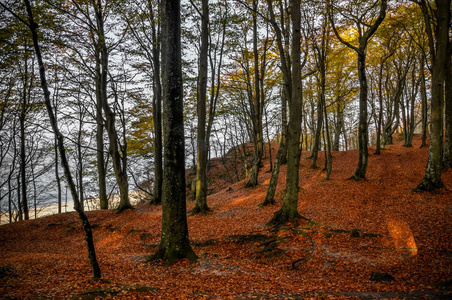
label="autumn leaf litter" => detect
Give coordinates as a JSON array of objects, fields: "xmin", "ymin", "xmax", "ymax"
[{"xmin": 1, "ymin": 134, "xmax": 451, "ymax": 299}]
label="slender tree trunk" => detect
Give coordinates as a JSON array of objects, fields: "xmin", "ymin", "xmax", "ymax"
[
  {"xmin": 268, "ymin": 0, "xmax": 302, "ymax": 225},
  {"xmin": 420, "ymin": 55, "xmax": 428, "ymax": 148},
  {"xmin": 20, "ymin": 51, "xmax": 28, "ymax": 220},
  {"xmin": 192, "ymin": 0, "xmax": 210, "ymax": 214},
  {"xmin": 375, "ymin": 58, "xmax": 385, "ymax": 154},
  {"xmin": 262, "ymin": 91, "xmax": 288, "ymax": 206},
  {"xmin": 77, "ymin": 108, "xmax": 84, "ymax": 210},
  {"xmin": 332, "ymin": 102, "xmax": 342, "ymax": 151},
  {"xmin": 23, "ymin": 0, "xmax": 101, "ymax": 279},
  {"xmin": 94, "ymin": 26, "xmax": 108, "ymax": 211},
  {"xmin": 17, "ymin": 171, "xmax": 22, "ymax": 221},
  {"xmin": 8, "ymin": 175, "xmax": 12, "ymax": 223},
  {"xmin": 95, "ymin": 65, "xmax": 108, "ymax": 209},
  {"xmin": 309, "ymin": 98, "xmax": 323, "ymax": 168},
  {"xmin": 150, "ymin": 2, "xmax": 163, "ymax": 206},
  {"xmin": 329, "ymin": 0, "xmax": 386, "ymax": 179},
  {"xmin": 93, "ymin": 1, "xmax": 131, "ymax": 211},
  {"xmin": 262, "ymin": 0, "xmax": 290, "ymax": 206},
  {"xmin": 55, "ymin": 135, "xmax": 62, "ymax": 214},
  {"xmin": 247, "ymin": 0, "xmax": 263, "ymax": 188},
  {"xmin": 152, "ymin": 0, "xmax": 197, "ymax": 264}
]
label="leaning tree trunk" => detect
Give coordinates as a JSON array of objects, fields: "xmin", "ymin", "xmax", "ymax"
[
  {"xmin": 23, "ymin": 0, "xmax": 101, "ymax": 279},
  {"xmin": 152, "ymin": 0, "xmax": 197, "ymax": 264}
]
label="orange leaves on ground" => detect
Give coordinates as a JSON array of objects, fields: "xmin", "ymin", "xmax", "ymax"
[{"xmin": 1, "ymin": 134, "xmax": 451, "ymax": 299}]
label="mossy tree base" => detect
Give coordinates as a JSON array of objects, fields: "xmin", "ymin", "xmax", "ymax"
[
  {"xmin": 347, "ymin": 175, "xmax": 366, "ymax": 181},
  {"xmin": 414, "ymin": 179, "xmax": 444, "ymax": 193},
  {"xmin": 189, "ymin": 203, "xmax": 211, "ymax": 215},
  {"xmin": 116, "ymin": 204, "xmax": 134, "ymax": 213},
  {"xmin": 260, "ymin": 197, "xmax": 276, "ymax": 207},
  {"xmin": 267, "ymin": 206, "xmax": 302, "ymax": 227},
  {"xmin": 150, "ymin": 244, "xmax": 198, "ymax": 265}
]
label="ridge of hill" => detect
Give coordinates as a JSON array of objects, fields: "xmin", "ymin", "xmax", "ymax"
[{"xmin": 1, "ymin": 134, "xmax": 451, "ymax": 299}]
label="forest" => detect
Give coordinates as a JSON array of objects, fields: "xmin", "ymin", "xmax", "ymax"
[{"xmin": 0, "ymin": 0, "xmax": 451, "ymax": 298}]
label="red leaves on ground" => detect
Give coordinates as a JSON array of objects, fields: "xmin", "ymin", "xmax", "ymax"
[{"xmin": 1, "ymin": 134, "xmax": 451, "ymax": 299}]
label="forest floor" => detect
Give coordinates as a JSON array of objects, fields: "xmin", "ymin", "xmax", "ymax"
[{"xmin": 1, "ymin": 134, "xmax": 451, "ymax": 299}]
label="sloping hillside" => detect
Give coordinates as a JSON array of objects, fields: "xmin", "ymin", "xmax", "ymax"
[{"xmin": 1, "ymin": 134, "xmax": 451, "ymax": 299}]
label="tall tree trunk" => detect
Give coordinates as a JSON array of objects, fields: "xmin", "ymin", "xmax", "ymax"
[
  {"xmin": 20, "ymin": 50, "xmax": 28, "ymax": 220},
  {"xmin": 375, "ymin": 51, "xmax": 393, "ymax": 154},
  {"xmin": 93, "ymin": 1, "xmax": 131, "ymax": 211},
  {"xmin": 23, "ymin": 0, "xmax": 101, "ymax": 279},
  {"xmin": 352, "ymin": 51, "xmax": 369, "ymax": 179},
  {"xmin": 262, "ymin": 90, "xmax": 288, "ymax": 206},
  {"xmin": 443, "ymin": 39, "xmax": 452, "ymax": 169},
  {"xmin": 55, "ymin": 134, "xmax": 62, "ymax": 214},
  {"xmin": 329, "ymin": 0, "xmax": 387, "ymax": 179},
  {"xmin": 191, "ymin": 0, "xmax": 210, "ymax": 215},
  {"xmin": 150, "ymin": 1, "xmax": 163, "ymax": 206},
  {"xmin": 262, "ymin": 0, "xmax": 290, "ymax": 206},
  {"xmin": 247, "ymin": 0, "xmax": 264, "ymax": 188},
  {"xmin": 309, "ymin": 97, "xmax": 323, "ymax": 168},
  {"xmin": 332, "ymin": 102, "xmax": 343, "ymax": 151},
  {"xmin": 95, "ymin": 58, "xmax": 108, "ymax": 209},
  {"xmin": 17, "ymin": 171, "xmax": 22, "ymax": 221},
  {"xmin": 416, "ymin": 0, "xmax": 450, "ymax": 191},
  {"xmin": 152, "ymin": 0, "xmax": 197, "ymax": 264},
  {"xmin": 420, "ymin": 55, "xmax": 428, "ymax": 148},
  {"xmin": 268, "ymin": 0, "xmax": 302, "ymax": 225}
]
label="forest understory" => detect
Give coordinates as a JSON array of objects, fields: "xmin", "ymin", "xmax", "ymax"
[{"xmin": 1, "ymin": 134, "xmax": 451, "ymax": 299}]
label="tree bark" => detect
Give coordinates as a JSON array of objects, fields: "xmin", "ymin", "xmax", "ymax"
[
  {"xmin": 443, "ymin": 38, "xmax": 452, "ymax": 169},
  {"xmin": 329, "ymin": 0, "xmax": 387, "ymax": 180},
  {"xmin": 20, "ymin": 51, "xmax": 28, "ymax": 220},
  {"xmin": 268, "ymin": 0, "xmax": 302, "ymax": 225},
  {"xmin": 191, "ymin": 0, "xmax": 210, "ymax": 214},
  {"xmin": 262, "ymin": 91, "xmax": 288, "ymax": 206},
  {"xmin": 352, "ymin": 51, "xmax": 369, "ymax": 179},
  {"xmin": 150, "ymin": 1, "xmax": 163, "ymax": 206},
  {"xmin": 93, "ymin": 0, "xmax": 132, "ymax": 211},
  {"xmin": 152, "ymin": 0, "xmax": 197, "ymax": 264},
  {"xmin": 95, "ymin": 52, "xmax": 108, "ymax": 210},
  {"xmin": 23, "ymin": 0, "xmax": 101, "ymax": 279},
  {"xmin": 309, "ymin": 97, "xmax": 323, "ymax": 168},
  {"xmin": 246, "ymin": 0, "xmax": 264, "ymax": 188},
  {"xmin": 420, "ymin": 54, "xmax": 428, "ymax": 148},
  {"xmin": 416, "ymin": 0, "xmax": 450, "ymax": 191}
]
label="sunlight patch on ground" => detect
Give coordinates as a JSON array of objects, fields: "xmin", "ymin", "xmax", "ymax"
[
  {"xmin": 222, "ymin": 196, "xmax": 250, "ymax": 209},
  {"xmin": 386, "ymin": 217, "xmax": 417, "ymax": 255}
]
